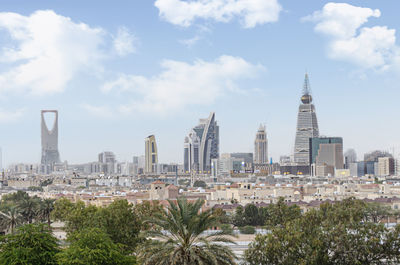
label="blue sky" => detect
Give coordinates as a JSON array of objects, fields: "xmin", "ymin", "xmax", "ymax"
[{"xmin": 1, "ymin": 0, "xmax": 400, "ymax": 166}]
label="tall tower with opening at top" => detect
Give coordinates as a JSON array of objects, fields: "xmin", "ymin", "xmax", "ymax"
[
  {"xmin": 41, "ymin": 110, "xmax": 61, "ymax": 171},
  {"xmin": 294, "ymin": 73, "xmax": 319, "ymax": 165}
]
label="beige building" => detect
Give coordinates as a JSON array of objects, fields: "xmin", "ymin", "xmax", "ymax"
[
  {"xmin": 149, "ymin": 180, "xmax": 178, "ymax": 200},
  {"xmin": 145, "ymin": 135, "xmax": 158, "ymax": 174},
  {"xmin": 378, "ymin": 157, "xmax": 395, "ymax": 176}
]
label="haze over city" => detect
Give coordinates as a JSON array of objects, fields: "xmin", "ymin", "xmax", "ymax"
[{"xmin": 1, "ymin": 0, "xmax": 400, "ymax": 167}]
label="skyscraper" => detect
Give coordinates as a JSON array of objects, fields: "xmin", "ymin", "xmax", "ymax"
[
  {"xmin": 41, "ymin": 110, "xmax": 61, "ymax": 172},
  {"xmin": 294, "ymin": 74, "xmax": 319, "ymax": 165},
  {"xmin": 254, "ymin": 124, "xmax": 268, "ymax": 164},
  {"xmin": 145, "ymin": 135, "xmax": 158, "ymax": 174},
  {"xmin": 309, "ymin": 137, "xmax": 343, "ymax": 176},
  {"xmin": 184, "ymin": 112, "xmax": 219, "ymax": 174}
]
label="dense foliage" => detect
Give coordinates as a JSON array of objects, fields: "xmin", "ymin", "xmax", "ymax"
[
  {"xmin": 52, "ymin": 198, "xmax": 141, "ymax": 253},
  {"xmin": 56, "ymin": 228, "xmax": 136, "ymax": 265},
  {"xmin": 244, "ymin": 198, "xmax": 400, "ymax": 265},
  {"xmin": 232, "ymin": 197, "xmax": 301, "ymax": 228},
  {"xmin": 0, "ymin": 223, "xmax": 59, "ymax": 265},
  {"xmin": 1, "ymin": 191, "xmax": 400, "ymax": 265}
]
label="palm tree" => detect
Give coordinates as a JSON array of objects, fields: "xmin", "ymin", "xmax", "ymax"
[
  {"xmin": 138, "ymin": 198, "xmax": 237, "ymax": 265},
  {"xmin": 39, "ymin": 199, "xmax": 55, "ymax": 226},
  {"xmin": 0, "ymin": 206, "xmax": 23, "ymax": 233},
  {"xmin": 18, "ymin": 197, "xmax": 40, "ymax": 224}
]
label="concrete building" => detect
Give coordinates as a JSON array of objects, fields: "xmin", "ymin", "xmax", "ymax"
[
  {"xmin": 254, "ymin": 125, "xmax": 268, "ymax": 164},
  {"xmin": 145, "ymin": 135, "xmax": 158, "ymax": 174},
  {"xmin": 294, "ymin": 74, "xmax": 319, "ymax": 165},
  {"xmin": 149, "ymin": 180, "xmax": 179, "ymax": 200},
  {"xmin": 378, "ymin": 157, "xmax": 395, "ymax": 176},
  {"xmin": 41, "ymin": 110, "xmax": 61, "ymax": 173},
  {"xmin": 184, "ymin": 112, "xmax": 219, "ymax": 174},
  {"xmin": 98, "ymin": 151, "xmax": 116, "ymax": 174},
  {"xmin": 211, "ymin": 154, "xmax": 245, "ymax": 177},
  {"xmin": 310, "ymin": 137, "xmax": 343, "ymax": 176},
  {"xmin": 344, "ymin": 149, "xmax": 357, "ymax": 169}
]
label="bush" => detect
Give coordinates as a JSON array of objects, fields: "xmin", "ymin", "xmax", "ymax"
[
  {"xmin": 220, "ymin": 223, "xmax": 233, "ymax": 234},
  {"xmin": 239, "ymin": 225, "xmax": 256, "ymax": 234}
]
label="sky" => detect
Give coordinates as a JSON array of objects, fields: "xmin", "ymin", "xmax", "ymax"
[{"xmin": 1, "ymin": 0, "xmax": 400, "ymax": 167}]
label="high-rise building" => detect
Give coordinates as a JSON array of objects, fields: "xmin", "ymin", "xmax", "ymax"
[
  {"xmin": 41, "ymin": 110, "xmax": 61, "ymax": 173},
  {"xmin": 344, "ymin": 149, "xmax": 357, "ymax": 169},
  {"xmin": 0, "ymin": 147, "xmax": 2, "ymax": 172},
  {"xmin": 184, "ymin": 131, "xmax": 200, "ymax": 173},
  {"xmin": 254, "ymin": 125, "xmax": 268, "ymax": 164},
  {"xmin": 183, "ymin": 112, "xmax": 219, "ymax": 174},
  {"xmin": 377, "ymin": 157, "xmax": 395, "ymax": 176},
  {"xmin": 145, "ymin": 135, "xmax": 158, "ymax": 174},
  {"xmin": 98, "ymin": 151, "xmax": 116, "ymax": 174},
  {"xmin": 294, "ymin": 74, "xmax": 319, "ymax": 165},
  {"xmin": 309, "ymin": 137, "xmax": 343, "ymax": 176}
]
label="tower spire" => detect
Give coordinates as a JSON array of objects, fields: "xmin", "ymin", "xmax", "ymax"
[
  {"xmin": 303, "ymin": 72, "xmax": 310, "ymax": 96},
  {"xmin": 301, "ymin": 73, "xmax": 313, "ymax": 104}
]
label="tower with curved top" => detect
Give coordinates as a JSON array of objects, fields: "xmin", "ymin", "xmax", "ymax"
[
  {"xmin": 41, "ymin": 110, "xmax": 61, "ymax": 170},
  {"xmin": 184, "ymin": 112, "xmax": 219, "ymax": 174},
  {"xmin": 294, "ymin": 74, "xmax": 319, "ymax": 165}
]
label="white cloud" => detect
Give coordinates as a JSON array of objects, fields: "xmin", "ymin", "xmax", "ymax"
[
  {"xmin": 81, "ymin": 104, "xmax": 113, "ymax": 118},
  {"xmin": 113, "ymin": 26, "xmax": 137, "ymax": 56},
  {"xmin": 154, "ymin": 0, "xmax": 282, "ymax": 28},
  {"xmin": 0, "ymin": 108, "xmax": 24, "ymax": 123},
  {"xmin": 0, "ymin": 10, "xmax": 136, "ymax": 96},
  {"xmin": 305, "ymin": 3, "xmax": 398, "ymax": 70},
  {"xmin": 179, "ymin": 35, "xmax": 201, "ymax": 47},
  {"xmin": 102, "ymin": 55, "xmax": 265, "ymax": 114}
]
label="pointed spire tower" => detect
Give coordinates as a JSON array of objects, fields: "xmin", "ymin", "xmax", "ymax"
[{"xmin": 294, "ymin": 73, "xmax": 319, "ymax": 165}]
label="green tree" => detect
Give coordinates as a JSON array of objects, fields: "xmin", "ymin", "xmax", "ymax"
[
  {"xmin": 53, "ymin": 199, "xmax": 141, "ymax": 252},
  {"xmin": 138, "ymin": 198, "xmax": 237, "ymax": 265},
  {"xmin": 0, "ymin": 223, "xmax": 59, "ymax": 265},
  {"xmin": 134, "ymin": 200, "xmax": 163, "ymax": 230},
  {"xmin": 0, "ymin": 206, "xmax": 23, "ymax": 233},
  {"xmin": 244, "ymin": 199, "xmax": 396, "ymax": 265},
  {"xmin": 193, "ymin": 180, "xmax": 207, "ymax": 188},
  {"xmin": 18, "ymin": 196, "xmax": 40, "ymax": 224},
  {"xmin": 39, "ymin": 198, "xmax": 56, "ymax": 226},
  {"xmin": 265, "ymin": 197, "xmax": 301, "ymax": 228},
  {"xmin": 56, "ymin": 228, "xmax": 136, "ymax": 265},
  {"xmin": 364, "ymin": 202, "xmax": 393, "ymax": 223},
  {"xmin": 97, "ymin": 199, "xmax": 141, "ymax": 252},
  {"xmin": 212, "ymin": 207, "xmax": 231, "ymax": 224},
  {"xmin": 244, "ymin": 204, "xmax": 262, "ymax": 226},
  {"xmin": 232, "ymin": 205, "xmax": 246, "ymax": 227}
]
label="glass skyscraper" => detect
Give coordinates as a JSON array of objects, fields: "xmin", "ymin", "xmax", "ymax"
[
  {"xmin": 294, "ymin": 74, "xmax": 319, "ymax": 165},
  {"xmin": 184, "ymin": 112, "xmax": 219, "ymax": 174}
]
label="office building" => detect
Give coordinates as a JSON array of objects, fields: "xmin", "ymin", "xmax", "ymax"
[
  {"xmin": 145, "ymin": 135, "xmax": 158, "ymax": 174},
  {"xmin": 98, "ymin": 151, "xmax": 116, "ymax": 174},
  {"xmin": 41, "ymin": 110, "xmax": 61, "ymax": 173},
  {"xmin": 294, "ymin": 74, "xmax": 319, "ymax": 165},
  {"xmin": 377, "ymin": 157, "xmax": 395, "ymax": 176},
  {"xmin": 309, "ymin": 137, "xmax": 343, "ymax": 176},
  {"xmin": 254, "ymin": 125, "xmax": 268, "ymax": 164},
  {"xmin": 184, "ymin": 112, "xmax": 219, "ymax": 174},
  {"xmin": 344, "ymin": 149, "xmax": 357, "ymax": 169},
  {"xmin": 231, "ymin": 153, "xmax": 254, "ymax": 164}
]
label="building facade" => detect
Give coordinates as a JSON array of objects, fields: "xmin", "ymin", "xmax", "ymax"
[
  {"xmin": 309, "ymin": 137, "xmax": 344, "ymax": 176},
  {"xmin": 145, "ymin": 135, "xmax": 158, "ymax": 174},
  {"xmin": 294, "ymin": 74, "xmax": 319, "ymax": 165},
  {"xmin": 184, "ymin": 112, "xmax": 219, "ymax": 174},
  {"xmin": 254, "ymin": 125, "xmax": 268, "ymax": 164}
]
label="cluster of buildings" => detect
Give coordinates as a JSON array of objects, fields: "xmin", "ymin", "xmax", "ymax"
[{"xmin": 1, "ymin": 73, "xmax": 400, "ymax": 211}]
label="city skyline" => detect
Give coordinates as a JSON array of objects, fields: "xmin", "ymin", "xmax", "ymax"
[{"xmin": 1, "ymin": 1, "xmax": 400, "ymax": 166}]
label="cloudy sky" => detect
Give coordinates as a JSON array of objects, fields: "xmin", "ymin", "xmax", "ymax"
[{"xmin": 1, "ymin": 0, "xmax": 400, "ymax": 166}]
